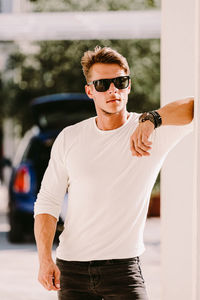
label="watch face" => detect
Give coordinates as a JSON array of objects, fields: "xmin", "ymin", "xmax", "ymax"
[
  {"xmin": 139, "ymin": 112, "xmax": 148, "ymax": 122},
  {"xmin": 139, "ymin": 112, "xmax": 155, "ymax": 126}
]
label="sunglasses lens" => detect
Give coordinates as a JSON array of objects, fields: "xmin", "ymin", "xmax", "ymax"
[
  {"xmin": 93, "ymin": 76, "xmax": 129, "ymax": 92},
  {"xmin": 94, "ymin": 79, "xmax": 109, "ymax": 92},
  {"xmin": 114, "ymin": 76, "xmax": 129, "ymax": 89}
]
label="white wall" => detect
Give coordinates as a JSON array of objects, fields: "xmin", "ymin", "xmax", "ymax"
[
  {"xmin": 161, "ymin": 0, "xmax": 195, "ymax": 299},
  {"xmin": 0, "ymin": 0, "xmax": 12, "ymax": 13}
]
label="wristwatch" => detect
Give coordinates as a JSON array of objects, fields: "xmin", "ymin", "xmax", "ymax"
[{"xmin": 139, "ymin": 111, "xmax": 162, "ymax": 129}]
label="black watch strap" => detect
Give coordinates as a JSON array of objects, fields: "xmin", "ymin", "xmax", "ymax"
[
  {"xmin": 149, "ymin": 110, "xmax": 162, "ymax": 128},
  {"xmin": 139, "ymin": 111, "xmax": 162, "ymax": 128},
  {"xmin": 149, "ymin": 111, "xmax": 162, "ymax": 128}
]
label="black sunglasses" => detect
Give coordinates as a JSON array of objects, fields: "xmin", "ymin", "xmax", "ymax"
[{"xmin": 87, "ymin": 76, "xmax": 130, "ymax": 92}]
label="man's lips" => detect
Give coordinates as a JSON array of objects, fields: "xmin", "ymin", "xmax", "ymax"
[{"xmin": 107, "ymin": 99, "xmax": 120, "ymax": 103}]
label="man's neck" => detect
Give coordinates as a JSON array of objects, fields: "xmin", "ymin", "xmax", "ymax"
[{"xmin": 95, "ymin": 111, "xmax": 131, "ymax": 131}]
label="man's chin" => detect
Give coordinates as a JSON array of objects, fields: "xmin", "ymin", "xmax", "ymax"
[{"xmin": 100, "ymin": 107, "xmax": 124, "ymax": 115}]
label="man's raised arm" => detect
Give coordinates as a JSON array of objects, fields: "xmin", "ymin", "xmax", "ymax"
[
  {"xmin": 130, "ymin": 97, "xmax": 194, "ymax": 157},
  {"xmin": 157, "ymin": 97, "xmax": 194, "ymax": 125}
]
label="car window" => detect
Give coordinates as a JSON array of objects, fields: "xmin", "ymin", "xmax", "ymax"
[
  {"xmin": 22, "ymin": 137, "xmax": 54, "ymax": 191},
  {"xmin": 32, "ymin": 100, "xmax": 96, "ymax": 130}
]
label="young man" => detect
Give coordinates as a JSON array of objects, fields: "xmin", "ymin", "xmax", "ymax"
[{"xmin": 34, "ymin": 46, "xmax": 194, "ymax": 300}]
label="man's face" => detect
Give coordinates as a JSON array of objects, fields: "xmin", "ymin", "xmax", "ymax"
[{"xmin": 85, "ymin": 63, "xmax": 131, "ymax": 116}]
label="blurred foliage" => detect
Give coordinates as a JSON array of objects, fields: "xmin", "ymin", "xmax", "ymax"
[
  {"xmin": 30, "ymin": 0, "xmax": 160, "ymax": 12},
  {"xmin": 0, "ymin": 39, "xmax": 160, "ymax": 134}
]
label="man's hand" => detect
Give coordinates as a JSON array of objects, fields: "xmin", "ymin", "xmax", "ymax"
[
  {"xmin": 38, "ymin": 259, "xmax": 61, "ymax": 291},
  {"xmin": 130, "ymin": 120, "xmax": 154, "ymax": 157}
]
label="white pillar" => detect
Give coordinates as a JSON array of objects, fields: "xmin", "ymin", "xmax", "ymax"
[
  {"xmin": 161, "ymin": 0, "xmax": 195, "ymax": 299},
  {"xmin": 193, "ymin": 0, "xmax": 200, "ymax": 298}
]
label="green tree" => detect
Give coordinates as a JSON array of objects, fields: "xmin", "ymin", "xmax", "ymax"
[
  {"xmin": 30, "ymin": 0, "xmax": 160, "ymax": 12},
  {"xmin": 2, "ymin": 39, "xmax": 160, "ymax": 134},
  {"xmin": 0, "ymin": 40, "xmax": 160, "ymax": 132}
]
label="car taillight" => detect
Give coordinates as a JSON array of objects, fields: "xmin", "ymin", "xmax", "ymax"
[{"xmin": 13, "ymin": 166, "xmax": 31, "ymax": 193}]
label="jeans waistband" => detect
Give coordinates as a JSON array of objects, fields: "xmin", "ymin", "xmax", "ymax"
[{"xmin": 56, "ymin": 256, "xmax": 139, "ymax": 266}]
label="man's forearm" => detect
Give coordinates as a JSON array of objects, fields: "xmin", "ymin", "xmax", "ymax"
[
  {"xmin": 157, "ymin": 97, "xmax": 194, "ymax": 126},
  {"xmin": 34, "ymin": 214, "xmax": 57, "ymax": 263}
]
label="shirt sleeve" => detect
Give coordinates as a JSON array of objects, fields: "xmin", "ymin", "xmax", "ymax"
[
  {"xmin": 34, "ymin": 129, "xmax": 69, "ymax": 220},
  {"xmin": 152, "ymin": 119, "xmax": 194, "ymax": 157}
]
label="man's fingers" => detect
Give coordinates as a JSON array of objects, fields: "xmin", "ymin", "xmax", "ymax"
[
  {"xmin": 130, "ymin": 122, "xmax": 154, "ymax": 157},
  {"xmin": 39, "ymin": 276, "xmax": 55, "ymax": 291},
  {"xmin": 47, "ymin": 275, "xmax": 58, "ymax": 290},
  {"xmin": 130, "ymin": 138, "xmax": 143, "ymax": 156},
  {"xmin": 141, "ymin": 135, "xmax": 152, "ymax": 147},
  {"xmin": 44, "ymin": 276, "xmax": 59, "ymax": 291},
  {"xmin": 137, "ymin": 139, "xmax": 152, "ymax": 151},
  {"xmin": 53, "ymin": 267, "xmax": 61, "ymax": 289},
  {"xmin": 130, "ymin": 137, "xmax": 151, "ymax": 156},
  {"xmin": 136, "ymin": 137, "xmax": 151, "ymax": 155},
  {"xmin": 130, "ymin": 138, "xmax": 140, "ymax": 156},
  {"xmin": 135, "ymin": 144, "xmax": 150, "ymax": 156},
  {"xmin": 130, "ymin": 140, "xmax": 145, "ymax": 157},
  {"xmin": 38, "ymin": 277, "xmax": 51, "ymax": 291},
  {"xmin": 38, "ymin": 266, "xmax": 60, "ymax": 291}
]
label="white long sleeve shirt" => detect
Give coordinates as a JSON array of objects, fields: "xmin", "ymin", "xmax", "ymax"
[{"xmin": 34, "ymin": 112, "xmax": 193, "ymax": 261}]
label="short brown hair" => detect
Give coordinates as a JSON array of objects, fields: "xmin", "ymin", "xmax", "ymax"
[{"xmin": 81, "ymin": 46, "xmax": 130, "ymax": 82}]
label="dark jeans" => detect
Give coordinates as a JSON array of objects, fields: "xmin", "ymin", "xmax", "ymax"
[{"xmin": 56, "ymin": 256, "xmax": 149, "ymax": 300}]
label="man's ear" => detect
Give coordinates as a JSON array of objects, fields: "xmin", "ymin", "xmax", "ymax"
[
  {"xmin": 127, "ymin": 79, "xmax": 131, "ymax": 94},
  {"xmin": 85, "ymin": 84, "xmax": 93, "ymax": 99}
]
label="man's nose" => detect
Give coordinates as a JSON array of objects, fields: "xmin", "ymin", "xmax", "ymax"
[{"xmin": 108, "ymin": 82, "xmax": 117, "ymax": 93}]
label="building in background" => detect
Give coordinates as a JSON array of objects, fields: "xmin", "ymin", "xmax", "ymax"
[{"xmin": 0, "ymin": 0, "xmax": 33, "ymax": 13}]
